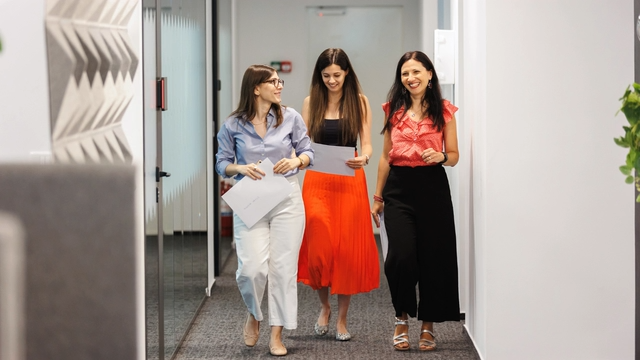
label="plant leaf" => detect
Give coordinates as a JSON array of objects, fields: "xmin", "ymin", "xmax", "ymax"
[
  {"xmin": 615, "ymin": 137, "xmax": 630, "ymax": 147},
  {"xmin": 621, "ymin": 90, "xmax": 640, "ymax": 126},
  {"xmin": 615, "ymin": 85, "xmax": 640, "ymax": 187},
  {"xmin": 628, "ymin": 150, "xmax": 637, "ymax": 165},
  {"xmin": 620, "ymin": 85, "xmax": 631, "ymax": 101},
  {"xmin": 621, "ymin": 165, "xmax": 632, "ymax": 175},
  {"xmin": 635, "ymin": 193, "xmax": 640, "ymax": 202}
]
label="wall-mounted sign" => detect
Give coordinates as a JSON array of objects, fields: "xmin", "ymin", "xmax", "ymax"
[{"xmin": 270, "ymin": 61, "xmax": 292, "ymax": 73}]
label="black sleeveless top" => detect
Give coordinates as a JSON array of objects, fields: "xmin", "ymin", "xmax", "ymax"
[{"xmin": 319, "ymin": 119, "xmax": 357, "ymax": 149}]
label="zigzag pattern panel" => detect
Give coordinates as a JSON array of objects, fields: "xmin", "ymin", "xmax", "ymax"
[{"xmin": 45, "ymin": 0, "xmax": 139, "ymax": 164}]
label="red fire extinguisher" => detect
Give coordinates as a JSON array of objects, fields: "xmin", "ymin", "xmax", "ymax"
[{"xmin": 220, "ymin": 179, "xmax": 233, "ymax": 237}]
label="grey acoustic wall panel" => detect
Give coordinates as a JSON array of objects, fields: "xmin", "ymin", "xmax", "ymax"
[
  {"xmin": 45, "ymin": 0, "xmax": 139, "ymax": 164},
  {"xmin": 0, "ymin": 164, "xmax": 138, "ymax": 360}
]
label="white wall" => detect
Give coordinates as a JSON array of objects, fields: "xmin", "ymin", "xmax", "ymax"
[
  {"xmin": 460, "ymin": 0, "xmax": 635, "ymax": 358},
  {"xmin": 233, "ymin": 0, "xmax": 423, "ymax": 117},
  {"xmin": 0, "ymin": 0, "xmax": 51, "ymax": 162}
]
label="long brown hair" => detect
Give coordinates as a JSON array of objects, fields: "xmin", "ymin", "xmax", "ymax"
[
  {"xmin": 383, "ymin": 51, "xmax": 444, "ymax": 133},
  {"xmin": 231, "ymin": 64, "xmax": 283, "ymax": 127},
  {"xmin": 307, "ymin": 48, "xmax": 366, "ymax": 144}
]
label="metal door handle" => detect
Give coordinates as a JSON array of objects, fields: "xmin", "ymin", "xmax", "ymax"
[{"xmin": 155, "ymin": 167, "xmax": 171, "ymax": 182}]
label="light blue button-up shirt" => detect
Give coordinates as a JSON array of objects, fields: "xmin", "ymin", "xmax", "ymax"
[{"xmin": 215, "ymin": 106, "xmax": 314, "ymax": 180}]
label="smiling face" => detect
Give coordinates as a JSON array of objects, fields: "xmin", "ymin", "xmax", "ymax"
[
  {"xmin": 400, "ymin": 59, "xmax": 432, "ymax": 97},
  {"xmin": 254, "ymin": 72, "xmax": 283, "ymax": 105},
  {"xmin": 321, "ymin": 64, "xmax": 348, "ymax": 94}
]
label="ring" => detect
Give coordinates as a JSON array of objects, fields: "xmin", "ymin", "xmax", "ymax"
[
  {"xmin": 253, "ymin": 166, "xmax": 257, "ymax": 170},
  {"xmin": 427, "ymin": 156, "xmax": 430, "ymax": 160}
]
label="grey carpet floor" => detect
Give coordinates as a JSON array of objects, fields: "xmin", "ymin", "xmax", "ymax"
[{"xmin": 174, "ymin": 248, "xmax": 481, "ymax": 360}]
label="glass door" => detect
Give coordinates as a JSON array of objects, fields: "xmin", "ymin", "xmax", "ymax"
[
  {"xmin": 143, "ymin": 0, "xmax": 209, "ymax": 359},
  {"xmin": 159, "ymin": 0, "xmax": 208, "ymax": 358},
  {"xmin": 142, "ymin": 1, "xmax": 160, "ymax": 358}
]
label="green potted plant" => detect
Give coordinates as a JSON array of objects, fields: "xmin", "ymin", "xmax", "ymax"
[{"xmin": 615, "ymin": 83, "xmax": 640, "ymax": 201}]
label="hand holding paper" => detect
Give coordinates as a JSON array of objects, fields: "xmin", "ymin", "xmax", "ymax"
[
  {"xmin": 309, "ymin": 142, "xmax": 355, "ymax": 176},
  {"xmin": 221, "ymin": 158, "xmax": 293, "ymax": 228}
]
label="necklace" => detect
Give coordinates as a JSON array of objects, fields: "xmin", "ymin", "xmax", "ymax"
[
  {"xmin": 250, "ymin": 117, "xmax": 267, "ymax": 126},
  {"xmin": 410, "ymin": 105, "xmax": 427, "ymax": 119}
]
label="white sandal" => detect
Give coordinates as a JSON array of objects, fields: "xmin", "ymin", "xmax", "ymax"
[
  {"xmin": 393, "ymin": 317, "xmax": 410, "ymax": 351},
  {"xmin": 419, "ymin": 329, "xmax": 436, "ymax": 351}
]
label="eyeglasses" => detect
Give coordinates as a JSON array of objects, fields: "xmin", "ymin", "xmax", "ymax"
[{"xmin": 263, "ymin": 79, "xmax": 285, "ymax": 87}]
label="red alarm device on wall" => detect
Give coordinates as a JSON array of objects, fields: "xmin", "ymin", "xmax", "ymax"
[{"xmin": 280, "ymin": 61, "xmax": 292, "ymax": 73}]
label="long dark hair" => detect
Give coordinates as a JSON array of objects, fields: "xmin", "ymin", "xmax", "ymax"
[
  {"xmin": 307, "ymin": 48, "xmax": 365, "ymax": 145},
  {"xmin": 382, "ymin": 51, "xmax": 444, "ymax": 133},
  {"xmin": 230, "ymin": 64, "xmax": 283, "ymax": 127}
]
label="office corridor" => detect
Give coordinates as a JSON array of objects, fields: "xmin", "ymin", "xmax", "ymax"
[{"xmin": 174, "ymin": 247, "xmax": 480, "ymax": 360}]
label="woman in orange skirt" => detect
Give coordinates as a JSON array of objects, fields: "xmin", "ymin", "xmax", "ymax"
[{"xmin": 298, "ymin": 48, "xmax": 380, "ymax": 341}]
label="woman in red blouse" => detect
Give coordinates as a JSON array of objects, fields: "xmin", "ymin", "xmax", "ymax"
[{"xmin": 371, "ymin": 51, "xmax": 460, "ymax": 351}]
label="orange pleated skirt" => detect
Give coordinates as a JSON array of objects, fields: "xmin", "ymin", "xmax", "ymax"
[{"xmin": 297, "ymin": 166, "xmax": 380, "ymax": 295}]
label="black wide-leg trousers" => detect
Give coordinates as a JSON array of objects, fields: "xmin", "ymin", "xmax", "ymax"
[{"xmin": 383, "ymin": 165, "xmax": 460, "ymax": 322}]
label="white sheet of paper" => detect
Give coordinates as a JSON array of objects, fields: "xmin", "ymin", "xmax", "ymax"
[
  {"xmin": 309, "ymin": 142, "xmax": 355, "ymax": 176},
  {"xmin": 379, "ymin": 212, "xmax": 389, "ymax": 260},
  {"xmin": 221, "ymin": 158, "xmax": 293, "ymax": 228}
]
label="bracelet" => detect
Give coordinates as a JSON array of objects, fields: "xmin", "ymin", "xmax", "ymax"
[
  {"xmin": 439, "ymin": 151, "xmax": 448, "ymax": 164},
  {"xmin": 364, "ymin": 154, "xmax": 370, "ymax": 165},
  {"xmin": 373, "ymin": 194, "xmax": 384, "ymax": 203},
  {"xmin": 298, "ymin": 156, "xmax": 305, "ymax": 168}
]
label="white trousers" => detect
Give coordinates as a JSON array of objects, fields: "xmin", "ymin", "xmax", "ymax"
[{"xmin": 233, "ymin": 176, "xmax": 305, "ymax": 329}]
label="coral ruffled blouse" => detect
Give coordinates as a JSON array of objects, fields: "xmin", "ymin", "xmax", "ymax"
[{"xmin": 382, "ymin": 100, "xmax": 458, "ymax": 167}]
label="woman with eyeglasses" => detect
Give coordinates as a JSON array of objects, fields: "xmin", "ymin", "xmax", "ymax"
[
  {"xmin": 371, "ymin": 51, "xmax": 460, "ymax": 351},
  {"xmin": 297, "ymin": 48, "xmax": 380, "ymax": 341},
  {"xmin": 215, "ymin": 64, "xmax": 314, "ymax": 356}
]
